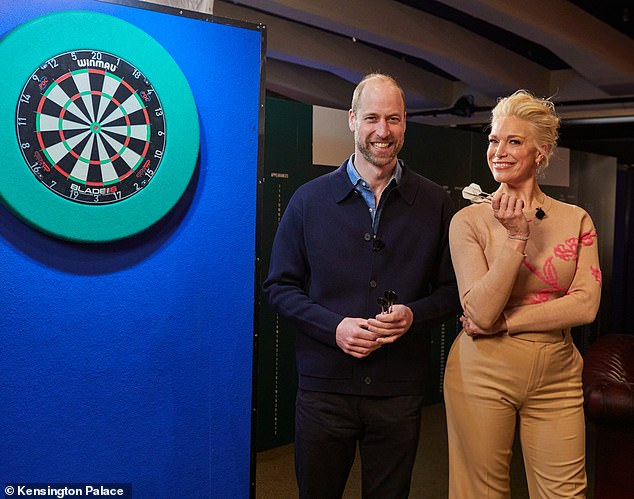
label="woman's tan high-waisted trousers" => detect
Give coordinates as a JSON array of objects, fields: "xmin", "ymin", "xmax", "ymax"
[{"xmin": 444, "ymin": 331, "xmax": 586, "ymax": 499}]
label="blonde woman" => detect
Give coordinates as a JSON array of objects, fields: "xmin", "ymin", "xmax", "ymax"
[{"xmin": 444, "ymin": 90, "xmax": 602, "ymax": 498}]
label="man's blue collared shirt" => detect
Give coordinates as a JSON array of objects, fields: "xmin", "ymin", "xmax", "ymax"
[{"xmin": 346, "ymin": 154, "xmax": 402, "ymax": 233}]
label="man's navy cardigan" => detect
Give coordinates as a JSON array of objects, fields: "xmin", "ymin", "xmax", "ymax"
[{"xmin": 263, "ymin": 160, "xmax": 459, "ymax": 396}]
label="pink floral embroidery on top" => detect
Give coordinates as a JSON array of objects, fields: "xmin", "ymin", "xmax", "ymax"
[
  {"xmin": 591, "ymin": 266, "xmax": 602, "ymax": 286},
  {"xmin": 553, "ymin": 231, "xmax": 597, "ymax": 262},
  {"xmin": 524, "ymin": 257, "xmax": 565, "ymax": 304},
  {"xmin": 523, "ymin": 230, "xmax": 599, "ymax": 304},
  {"xmin": 526, "ymin": 288, "xmax": 559, "ymax": 304},
  {"xmin": 580, "ymin": 231, "xmax": 598, "ymax": 247},
  {"xmin": 554, "ymin": 237, "xmax": 579, "ymax": 261}
]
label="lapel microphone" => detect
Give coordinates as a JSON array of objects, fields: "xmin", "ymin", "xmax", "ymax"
[{"xmin": 535, "ymin": 207, "xmax": 546, "ymax": 220}]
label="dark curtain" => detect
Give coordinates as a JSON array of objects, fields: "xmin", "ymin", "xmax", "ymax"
[{"xmin": 611, "ymin": 165, "xmax": 634, "ymax": 334}]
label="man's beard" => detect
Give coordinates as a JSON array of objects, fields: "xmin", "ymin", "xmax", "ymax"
[{"xmin": 357, "ymin": 134, "xmax": 402, "ymax": 168}]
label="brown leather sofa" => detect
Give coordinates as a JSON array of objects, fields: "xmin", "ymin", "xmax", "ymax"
[{"xmin": 582, "ymin": 333, "xmax": 634, "ymax": 499}]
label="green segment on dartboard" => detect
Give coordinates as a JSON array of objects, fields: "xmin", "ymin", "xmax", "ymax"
[{"xmin": 0, "ymin": 9, "xmax": 199, "ymax": 242}]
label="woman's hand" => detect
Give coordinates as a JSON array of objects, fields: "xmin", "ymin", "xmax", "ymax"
[
  {"xmin": 460, "ymin": 314, "xmax": 506, "ymax": 338},
  {"xmin": 491, "ymin": 191, "xmax": 529, "ymax": 238}
]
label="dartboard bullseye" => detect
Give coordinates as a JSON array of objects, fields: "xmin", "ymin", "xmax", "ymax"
[
  {"xmin": 17, "ymin": 50, "xmax": 166, "ymax": 204},
  {"xmin": 0, "ymin": 10, "xmax": 200, "ymax": 242}
]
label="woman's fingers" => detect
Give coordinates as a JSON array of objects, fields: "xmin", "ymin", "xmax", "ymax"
[
  {"xmin": 491, "ymin": 192, "xmax": 529, "ymax": 235},
  {"xmin": 492, "ymin": 192, "xmax": 523, "ymax": 215}
]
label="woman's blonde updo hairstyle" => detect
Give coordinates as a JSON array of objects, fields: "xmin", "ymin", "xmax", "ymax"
[{"xmin": 491, "ymin": 90, "xmax": 560, "ymax": 174}]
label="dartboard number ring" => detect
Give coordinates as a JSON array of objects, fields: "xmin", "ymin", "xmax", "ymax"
[
  {"xmin": 1, "ymin": 9, "xmax": 199, "ymax": 242},
  {"xmin": 16, "ymin": 49, "xmax": 166, "ymax": 205}
]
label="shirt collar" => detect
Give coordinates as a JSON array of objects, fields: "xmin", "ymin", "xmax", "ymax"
[{"xmin": 346, "ymin": 154, "xmax": 402, "ymax": 188}]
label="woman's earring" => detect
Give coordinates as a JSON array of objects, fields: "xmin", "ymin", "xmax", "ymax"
[
  {"xmin": 536, "ymin": 157, "xmax": 545, "ymax": 175},
  {"xmin": 536, "ymin": 154, "xmax": 544, "ymax": 171}
]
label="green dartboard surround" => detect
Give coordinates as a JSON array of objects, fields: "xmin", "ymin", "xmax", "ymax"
[{"xmin": 0, "ymin": 10, "xmax": 200, "ymax": 242}]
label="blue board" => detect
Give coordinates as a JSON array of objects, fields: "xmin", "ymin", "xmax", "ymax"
[{"xmin": 0, "ymin": 0, "xmax": 262, "ymax": 497}]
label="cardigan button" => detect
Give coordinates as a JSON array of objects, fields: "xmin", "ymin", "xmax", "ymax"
[
  {"xmin": 364, "ymin": 233, "xmax": 371, "ymax": 241},
  {"xmin": 369, "ymin": 280, "xmax": 377, "ymax": 288},
  {"xmin": 363, "ymin": 376, "xmax": 372, "ymax": 385}
]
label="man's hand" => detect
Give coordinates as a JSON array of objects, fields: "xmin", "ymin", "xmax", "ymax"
[
  {"xmin": 367, "ymin": 304, "xmax": 414, "ymax": 345},
  {"xmin": 336, "ymin": 317, "xmax": 382, "ymax": 358}
]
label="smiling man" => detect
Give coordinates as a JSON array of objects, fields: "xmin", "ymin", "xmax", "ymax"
[
  {"xmin": 350, "ymin": 74, "xmax": 405, "ymax": 170},
  {"xmin": 263, "ymin": 73, "xmax": 459, "ymax": 499}
]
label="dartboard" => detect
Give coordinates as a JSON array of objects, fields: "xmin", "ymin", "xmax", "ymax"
[
  {"xmin": 17, "ymin": 50, "xmax": 166, "ymax": 205},
  {"xmin": 0, "ymin": 10, "xmax": 200, "ymax": 242}
]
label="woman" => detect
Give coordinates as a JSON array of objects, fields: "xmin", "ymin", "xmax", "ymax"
[{"xmin": 444, "ymin": 90, "xmax": 602, "ymax": 498}]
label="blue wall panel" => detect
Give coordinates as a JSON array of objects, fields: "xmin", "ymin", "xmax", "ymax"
[{"xmin": 0, "ymin": 1, "xmax": 262, "ymax": 497}]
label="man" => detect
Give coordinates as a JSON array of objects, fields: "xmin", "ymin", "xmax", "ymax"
[{"xmin": 263, "ymin": 73, "xmax": 458, "ymax": 498}]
